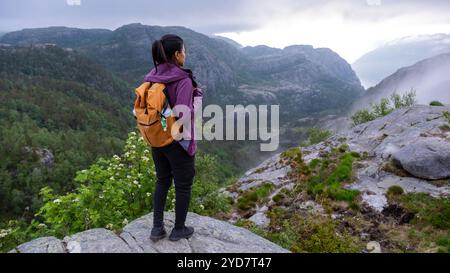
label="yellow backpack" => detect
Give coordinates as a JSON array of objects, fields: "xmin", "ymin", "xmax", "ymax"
[{"xmin": 133, "ymin": 82, "xmax": 179, "ymax": 147}]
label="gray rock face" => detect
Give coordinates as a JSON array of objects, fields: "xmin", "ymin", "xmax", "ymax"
[
  {"xmin": 9, "ymin": 237, "xmax": 65, "ymax": 253},
  {"xmin": 224, "ymin": 105, "xmax": 450, "ymax": 217},
  {"xmin": 23, "ymin": 147, "xmax": 55, "ymax": 168},
  {"xmin": 392, "ymin": 139, "xmax": 450, "ymax": 180},
  {"xmin": 10, "ymin": 212, "xmax": 290, "ymax": 253}
]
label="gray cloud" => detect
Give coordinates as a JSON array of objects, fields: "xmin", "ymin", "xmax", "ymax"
[
  {"xmin": 0, "ymin": 0, "xmax": 450, "ymax": 34},
  {"xmin": 1, "ymin": 0, "xmax": 450, "ymax": 34}
]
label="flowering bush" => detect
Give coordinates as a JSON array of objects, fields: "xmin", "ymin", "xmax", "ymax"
[{"xmin": 1, "ymin": 132, "xmax": 230, "ymax": 249}]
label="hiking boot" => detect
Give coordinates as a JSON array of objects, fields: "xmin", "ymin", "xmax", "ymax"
[
  {"xmin": 150, "ymin": 226, "xmax": 166, "ymax": 242},
  {"xmin": 169, "ymin": 226, "xmax": 194, "ymax": 241}
]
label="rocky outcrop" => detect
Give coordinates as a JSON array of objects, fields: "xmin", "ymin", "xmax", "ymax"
[
  {"xmin": 223, "ymin": 105, "xmax": 450, "ymax": 224},
  {"xmin": 23, "ymin": 147, "xmax": 55, "ymax": 168},
  {"xmin": 9, "ymin": 212, "xmax": 290, "ymax": 253}
]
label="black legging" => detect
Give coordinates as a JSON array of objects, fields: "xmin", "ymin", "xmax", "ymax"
[{"xmin": 151, "ymin": 141, "xmax": 195, "ymax": 229}]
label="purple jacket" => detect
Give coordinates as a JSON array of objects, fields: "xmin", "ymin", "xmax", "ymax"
[{"xmin": 144, "ymin": 62, "xmax": 203, "ymax": 156}]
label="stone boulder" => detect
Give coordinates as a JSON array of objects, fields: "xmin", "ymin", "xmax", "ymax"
[{"xmin": 392, "ymin": 138, "xmax": 450, "ymax": 180}]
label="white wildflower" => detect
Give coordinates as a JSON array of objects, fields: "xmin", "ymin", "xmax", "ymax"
[
  {"xmin": 146, "ymin": 192, "xmax": 152, "ymax": 197},
  {"xmin": 133, "ymin": 180, "xmax": 139, "ymax": 185},
  {"xmin": 130, "ymin": 132, "xmax": 137, "ymax": 136},
  {"xmin": 122, "ymin": 218, "xmax": 129, "ymax": 226},
  {"xmin": 53, "ymin": 199, "xmax": 62, "ymax": 204},
  {"xmin": 200, "ymin": 204, "xmax": 205, "ymax": 210},
  {"xmin": 0, "ymin": 229, "xmax": 12, "ymax": 238}
]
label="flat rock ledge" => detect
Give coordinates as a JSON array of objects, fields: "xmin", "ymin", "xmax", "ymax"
[{"xmin": 9, "ymin": 212, "xmax": 290, "ymax": 253}]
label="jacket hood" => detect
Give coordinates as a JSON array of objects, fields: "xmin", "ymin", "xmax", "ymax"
[{"xmin": 144, "ymin": 62, "xmax": 191, "ymax": 84}]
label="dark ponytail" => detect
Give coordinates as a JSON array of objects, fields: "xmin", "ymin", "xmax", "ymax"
[{"xmin": 152, "ymin": 34, "xmax": 184, "ymax": 73}]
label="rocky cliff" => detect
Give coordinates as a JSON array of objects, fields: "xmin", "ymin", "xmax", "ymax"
[
  {"xmin": 222, "ymin": 105, "xmax": 450, "ymax": 252},
  {"xmin": 9, "ymin": 212, "xmax": 289, "ymax": 253}
]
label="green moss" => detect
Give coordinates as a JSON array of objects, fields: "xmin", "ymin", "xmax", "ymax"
[
  {"xmin": 361, "ymin": 151, "xmax": 369, "ymax": 160},
  {"xmin": 236, "ymin": 182, "xmax": 274, "ymax": 211},
  {"xmin": 309, "ymin": 159, "xmax": 321, "ymax": 169},
  {"xmin": 272, "ymin": 193, "xmax": 285, "ymax": 203},
  {"xmin": 439, "ymin": 124, "xmax": 450, "ymax": 132},
  {"xmin": 281, "ymin": 147, "xmax": 302, "ymax": 161},
  {"xmin": 307, "ymin": 152, "xmax": 359, "ymax": 203},
  {"xmin": 338, "ymin": 144, "xmax": 349, "ymax": 153},
  {"xmin": 387, "ymin": 185, "xmax": 404, "ymax": 196},
  {"xmin": 443, "ymin": 111, "xmax": 450, "ymax": 123},
  {"xmin": 225, "ymin": 196, "xmax": 235, "ymax": 205}
]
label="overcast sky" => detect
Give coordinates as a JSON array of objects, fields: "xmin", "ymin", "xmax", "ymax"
[{"xmin": 1, "ymin": 0, "xmax": 450, "ymax": 62}]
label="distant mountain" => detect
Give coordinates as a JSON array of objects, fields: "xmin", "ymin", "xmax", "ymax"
[
  {"xmin": 353, "ymin": 34, "xmax": 450, "ymax": 88},
  {"xmin": 239, "ymin": 44, "xmax": 363, "ymax": 118},
  {"xmin": 2, "ymin": 24, "xmax": 364, "ymax": 121},
  {"xmin": 211, "ymin": 35, "xmax": 243, "ymax": 49},
  {"xmin": 1, "ymin": 26, "xmax": 112, "ymax": 48},
  {"xmin": 354, "ymin": 53, "xmax": 450, "ymax": 109}
]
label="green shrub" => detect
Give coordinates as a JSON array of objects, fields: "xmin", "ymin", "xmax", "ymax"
[
  {"xmin": 264, "ymin": 215, "xmax": 360, "ymax": 253},
  {"xmin": 430, "ymin": 101, "xmax": 444, "ymax": 106},
  {"xmin": 351, "ymin": 90, "xmax": 417, "ymax": 126},
  {"xmin": 437, "ymin": 236, "xmax": 450, "ymax": 253},
  {"xmin": 300, "ymin": 128, "xmax": 332, "ymax": 147},
  {"xmin": 395, "ymin": 193, "xmax": 450, "ymax": 229}
]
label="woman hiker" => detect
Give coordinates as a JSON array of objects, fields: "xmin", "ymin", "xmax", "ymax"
[{"xmin": 144, "ymin": 34, "xmax": 203, "ymax": 242}]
